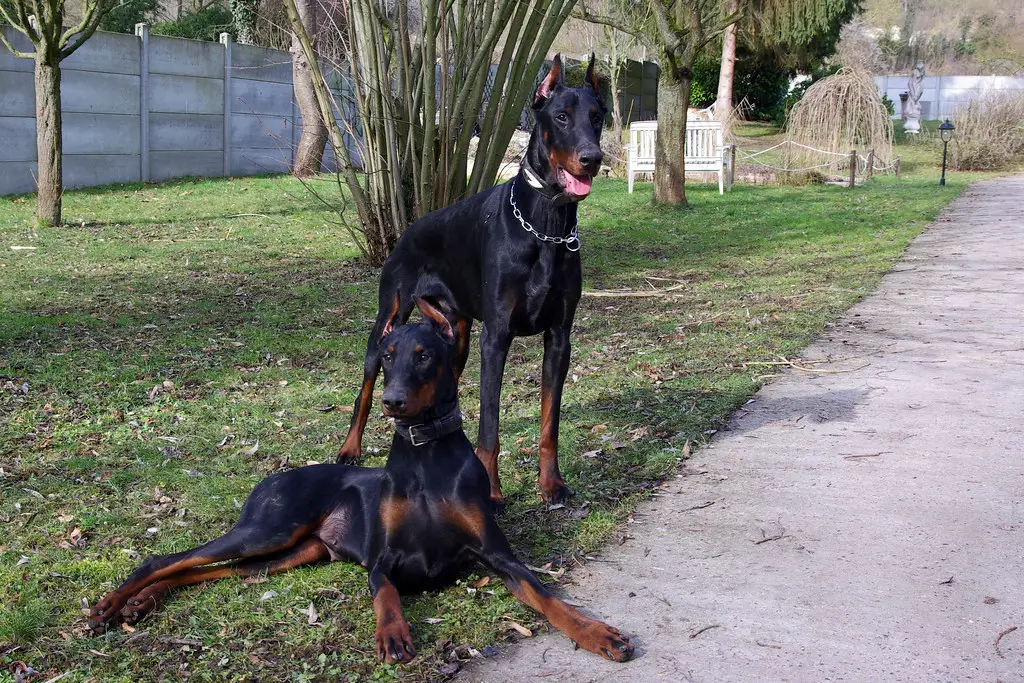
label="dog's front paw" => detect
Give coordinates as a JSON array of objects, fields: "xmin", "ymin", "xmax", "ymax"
[
  {"xmin": 375, "ymin": 618, "xmax": 416, "ymax": 664},
  {"xmin": 337, "ymin": 445, "xmax": 363, "ymax": 465},
  {"xmin": 576, "ymin": 621, "xmax": 634, "ymax": 662},
  {"xmin": 540, "ymin": 477, "xmax": 572, "ymax": 507},
  {"xmin": 119, "ymin": 582, "xmax": 170, "ymax": 625},
  {"xmin": 87, "ymin": 592, "xmax": 126, "ymax": 634}
]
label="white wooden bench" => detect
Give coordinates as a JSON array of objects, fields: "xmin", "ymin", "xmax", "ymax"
[{"xmin": 627, "ymin": 120, "xmax": 733, "ymax": 195}]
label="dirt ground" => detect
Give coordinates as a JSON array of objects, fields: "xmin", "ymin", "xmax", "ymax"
[{"xmin": 464, "ymin": 174, "xmax": 1024, "ymax": 682}]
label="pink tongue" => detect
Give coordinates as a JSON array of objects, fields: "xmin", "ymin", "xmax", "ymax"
[{"xmin": 562, "ymin": 171, "xmax": 592, "ymax": 197}]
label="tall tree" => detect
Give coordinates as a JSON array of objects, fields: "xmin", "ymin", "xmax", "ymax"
[
  {"xmin": 716, "ymin": 0, "xmax": 861, "ymax": 123},
  {"xmin": 283, "ymin": 0, "xmax": 577, "ymax": 264},
  {"xmin": 578, "ymin": 0, "xmax": 741, "ymax": 205},
  {"xmin": 714, "ymin": 0, "xmax": 739, "ymax": 122},
  {"xmin": 289, "ymin": 0, "xmax": 327, "ymax": 177},
  {"xmin": 0, "ymin": 0, "xmax": 112, "ymax": 225}
]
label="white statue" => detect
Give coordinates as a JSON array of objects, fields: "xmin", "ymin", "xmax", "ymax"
[{"xmin": 904, "ymin": 61, "xmax": 925, "ymax": 134}]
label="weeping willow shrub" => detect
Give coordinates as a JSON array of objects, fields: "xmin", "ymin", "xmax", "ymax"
[
  {"xmin": 949, "ymin": 92, "xmax": 1024, "ymax": 171},
  {"xmin": 784, "ymin": 67, "xmax": 894, "ymax": 171}
]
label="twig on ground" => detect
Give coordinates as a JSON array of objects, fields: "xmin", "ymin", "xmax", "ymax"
[
  {"xmin": 689, "ymin": 624, "xmax": 720, "ymax": 639},
  {"xmin": 939, "ymin": 576, "xmax": 955, "ymax": 585},
  {"xmin": 685, "ymin": 501, "xmax": 716, "ymax": 511},
  {"xmin": 756, "ymin": 641, "xmax": 783, "ymax": 649},
  {"xmin": 994, "ymin": 625, "xmax": 1018, "ymax": 658},
  {"xmin": 842, "ymin": 451, "xmax": 891, "ymax": 460},
  {"xmin": 753, "ymin": 528, "xmax": 787, "ymax": 545},
  {"xmin": 582, "ymin": 283, "xmax": 687, "ymax": 298},
  {"xmin": 226, "ymin": 213, "xmax": 270, "ymax": 218},
  {"xmin": 163, "ymin": 637, "xmax": 203, "ymax": 648}
]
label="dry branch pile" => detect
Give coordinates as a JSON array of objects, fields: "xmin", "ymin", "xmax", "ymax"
[
  {"xmin": 784, "ymin": 67, "xmax": 894, "ymax": 168},
  {"xmin": 949, "ymin": 92, "xmax": 1024, "ymax": 171}
]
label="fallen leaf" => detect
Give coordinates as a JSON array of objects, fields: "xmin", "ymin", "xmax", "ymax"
[
  {"xmin": 582, "ymin": 449, "xmax": 603, "ymax": 459},
  {"xmin": 471, "ymin": 576, "xmax": 490, "ymax": 588},
  {"xmin": 299, "ymin": 601, "xmax": 319, "ymax": 625},
  {"xmin": 439, "ymin": 662, "xmax": 460, "ymax": 676},
  {"xmin": 683, "ymin": 440, "xmax": 692, "ymax": 458},
  {"xmin": 504, "ymin": 621, "xmax": 533, "ymax": 637},
  {"xmin": 237, "ymin": 440, "xmax": 259, "ymax": 456},
  {"xmin": 260, "ymin": 591, "xmax": 277, "ymax": 602},
  {"xmin": 422, "ymin": 617, "xmax": 444, "ymax": 624}
]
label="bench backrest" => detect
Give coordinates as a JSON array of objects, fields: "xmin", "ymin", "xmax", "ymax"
[{"xmin": 628, "ymin": 120, "xmax": 724, "ymax": 172}]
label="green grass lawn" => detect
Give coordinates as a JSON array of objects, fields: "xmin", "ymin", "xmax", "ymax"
[{"xmin": 0, "ymin": 137, "xmax": 994, "ymax": 681}]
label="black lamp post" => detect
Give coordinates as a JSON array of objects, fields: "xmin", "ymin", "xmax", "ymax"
[{"xmin": 939, "ymin": 119, "xmax": 955, "ymax": 186}]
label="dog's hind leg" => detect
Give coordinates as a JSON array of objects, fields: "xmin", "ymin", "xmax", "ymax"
[
  {"xmin": 89, "ymin": 510, "xmax": 323, "ymax": 632},
  {"xmin": 119, "ymin": 537, "xmax": 330, "ymax": 625},
  {"xmin": 339, "ymin": 291, "xmax": 414, "ymax": 463}
]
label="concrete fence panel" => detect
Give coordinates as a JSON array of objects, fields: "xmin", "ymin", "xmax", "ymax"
[
  {"xmin": 150, "ymin": 113, "xmax": 223, "ymax": 152},
  {"xmin": 0, "ymin": 24, "xmax": 363, "ymax": 196},
  {"xmin": 0, "ymin": 72, "xmax": 34, "ymax": 116}
]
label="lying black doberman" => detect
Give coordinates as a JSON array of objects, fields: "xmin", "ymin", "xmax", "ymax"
[
  {"xmin": 338, "ymin": 54, "xmax": 606, "ymax": 513},
  {"xmin": 88, "ymin": 299, "xmax": 633, "ymax": 664}
]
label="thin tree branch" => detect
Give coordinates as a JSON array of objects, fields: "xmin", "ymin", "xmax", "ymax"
[
  {"xmin": 0, "ymin": 12, "xmax": 39, "ymax": 54},
  {"xmin": 572, "ymin": 6, "xmax": 649, "ymax": 46},
  {"xmin": 60, "ymin": 0, "xmax": 110, "ymax": 58}
]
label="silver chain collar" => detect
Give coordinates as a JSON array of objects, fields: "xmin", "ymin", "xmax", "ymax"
[{"xmin": 509, "ymin": 180, "xmax": 580, "ymax": 252}]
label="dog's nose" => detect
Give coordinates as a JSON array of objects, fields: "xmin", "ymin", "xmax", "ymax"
[
  {"xmin": 382, "ymin": 395, "xmax": 406, "ymax": 413},
  {"xmin": 578, "ymin": 149, "xmax": 603, "ymax": 169}
]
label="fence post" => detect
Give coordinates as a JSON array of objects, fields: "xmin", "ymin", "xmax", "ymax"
[
  {"xmin": 135, "ymin": 23, "xmax": 150, "ymax": 182},
  {"xmin": 220, "ymin": 32, "xmax": 232, "ymax": 177},
  {"xmin": 729, "ymin": 143, "xmax": 736, "ymax": 191},
  {"xmin": 894, "ymin": 156, "xmax": 901, "ymax": 178},
  {"xmin": 865, "ymin": 149, "xmax": 874, "ymax": 181},
  {"xmin": 848, "ymin": 150, "xmax": 857, "ymax": 188}
]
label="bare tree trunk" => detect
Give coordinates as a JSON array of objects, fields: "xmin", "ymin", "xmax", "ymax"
[
  {"xmin": 653, "ymin": 66, "xmax": 692, "ymax": 205},
  {"xmin": 291, "ymin": 0, "xmax": 327, "ymax": 178},
  {"xmin": 605, "ymin": 27, "xmax": 623, "ymax": 142},
  {"xmin": 715, "ymin": 0, "xmax": 739, "ymax": 123},
  {"xmin": 34, "ymin": 54, "xmax": 62, "ymax": 226}
]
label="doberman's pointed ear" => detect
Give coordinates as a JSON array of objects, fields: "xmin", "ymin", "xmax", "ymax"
[
  {"xmin": 533, "ymin": 54, "xmax": 563, "ymax": 108},
  {"xmin": 584, "ymin": 53, "xmax": 608, "ymax": 114},
  {"xmin": 416, "ymin": 298, "xmax": 455, "ymax": 344},
  {"xmin": 585, "ymin": 53, "xmax": 601, "ymax": 99},
  {"xmin": 379, "ymin": 292, "xmax": 402, "ymax": 340}
]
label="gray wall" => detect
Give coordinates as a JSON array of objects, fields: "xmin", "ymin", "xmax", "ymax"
[
  {"xmin": 875, "ymin": 74, "xmax": 1024, "ymax": 121},
  {"xmin": 0, "ymin": 25, "xmax": 356, "ymax": 196}
]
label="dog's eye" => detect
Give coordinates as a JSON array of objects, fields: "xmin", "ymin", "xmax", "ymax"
[
  {"xmin": 591, "ymin": 113, "xmax": 603, "ymax": 126},
  {"xmin": 418, "ymin": 352, "xmax": 431, "ymax": 363},
  {"xmin": 382, "ymin": 353, "xmax": 392, "ymax": 363},
  {"xmin": 555, "ymin": 113, "xmax": 569, "ymax": 123}
]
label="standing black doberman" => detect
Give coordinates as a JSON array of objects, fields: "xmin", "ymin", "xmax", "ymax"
[
  {"xmin": 338, "ymin": 54, "xmax": 606, "ymax": 512},
  {"xmin": 88, "ymin": 300, "xmax": 633, "ymax": 665}
]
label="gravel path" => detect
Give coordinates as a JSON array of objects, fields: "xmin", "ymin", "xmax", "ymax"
[{"xmin": 464, "ymin": 174, "xmax": 1024, "ymax": 682}]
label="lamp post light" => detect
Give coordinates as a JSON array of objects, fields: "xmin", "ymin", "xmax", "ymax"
[{"xmin": 939, "ymin": 119, "xmax": 955, "ymax": 186}]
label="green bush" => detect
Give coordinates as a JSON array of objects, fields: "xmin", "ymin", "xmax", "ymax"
[
  {"xmin": 689, "ymin": 55, "xmax": 719, "ymax": 108},
  {"xmin": 734, "ymin": 57, "xmax": 789, "ymax": 121},
  {"xmin": 683, "ymin": 52, "xmax": 789, "ymax": 119},
  {"xmin": 100, "ymin": 0, "xmax": 160, "ymax": 34},
  {"xmin": 152, "ymin": 7, "xmax": 235, "ymax": 42}
]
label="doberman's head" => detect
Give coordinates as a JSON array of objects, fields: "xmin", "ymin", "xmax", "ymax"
[
  {"xmin": 527, "ymin": 53, "xmax": 607, "ymax": 201},
  {"xmin": 378, "ymin": 297, "xmax": 458, "ymax": 420}
]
